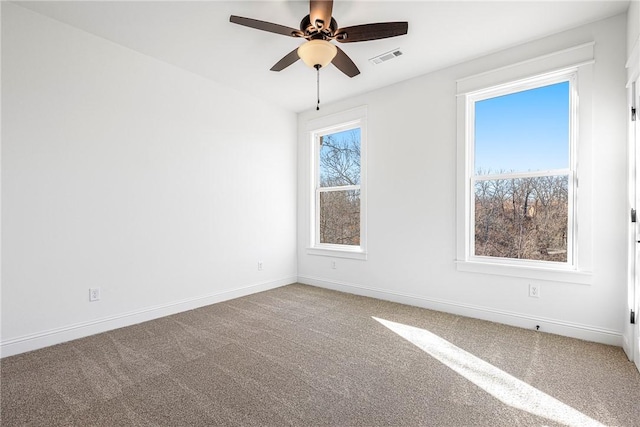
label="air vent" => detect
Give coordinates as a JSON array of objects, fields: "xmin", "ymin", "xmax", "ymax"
[{"xmin": 369, "ymin": 49, "xmax": 403, "ymax": 65}]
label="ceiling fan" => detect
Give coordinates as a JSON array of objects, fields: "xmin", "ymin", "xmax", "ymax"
[{"xmin": 229, "ymin": 0, "xmax": 409, "ymax": 78}]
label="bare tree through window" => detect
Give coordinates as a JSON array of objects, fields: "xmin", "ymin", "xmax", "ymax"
[{"xmin": 474, "ymin": 174, "xmax": 568, "ymax": 262}]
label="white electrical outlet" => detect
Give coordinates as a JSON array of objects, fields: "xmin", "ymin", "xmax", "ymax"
[
  {"xmin": 258, "ymin": 261, "xmax": 263, "ymax": 271},
  {"xmin": 89, "ymin": 287, "xmax": 101, "ymax": 302},
  {"xmin": 529, "ymin": 284, "xmax": 540, "ymax": 298},
  {"xmin": 331, "ymin": 260, "xmax": 336, "ymax": 269}
]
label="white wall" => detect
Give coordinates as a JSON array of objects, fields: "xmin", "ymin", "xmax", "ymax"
[
  {"xmin": 1, "ymin": 3, "xmax": 297, "ymax": 356},
  {"xmin": 628, "ymin": 0, "xmax": 639, "ymax": 58},
  {"xmin": 298, "ymin": 13, "xmax": 628, "ymax": 345}
]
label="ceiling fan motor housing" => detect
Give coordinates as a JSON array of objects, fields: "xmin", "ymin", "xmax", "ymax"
[{"xmin": 300, "ymin": 14, "xmax": 339, "ymax": 39}]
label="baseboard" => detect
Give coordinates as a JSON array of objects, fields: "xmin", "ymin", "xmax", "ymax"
[
  {"xmin": 298, "ymin": 275, "xmax": 623, "ymax": 347},
  {"xmin": 0, "ymin": 277, "xmax": 296, "ymax": 358}
]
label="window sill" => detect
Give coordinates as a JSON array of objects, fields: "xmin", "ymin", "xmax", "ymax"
[
  {"xmin": 307, "ymin": 246, "xmax": 367, "ymax": 260},
  {"xmin": 455, "ymin": 259, "xmax": 592, "ymax": 284}
]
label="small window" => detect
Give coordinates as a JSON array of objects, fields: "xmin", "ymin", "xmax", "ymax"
[
  {"xmin": 318, "ymin": 128, "xmax": 361, "ymax": 245},
  {"xmin": 467, "ymin": 72, "xmax": 576, "ymax": 267},
  {"xmin": 307, "ymin": 107, "xmax": 367, "ymax": 259}
]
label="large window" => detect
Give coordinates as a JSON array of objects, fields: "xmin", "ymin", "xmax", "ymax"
[
  {"xmin": 456, "ymin": 44, "xmax": 594, "ymax": 282},
  {"xmin": 463, "ymin": 70, "xmax": 579, "ymax": 270},
  {"xmin": 470, "ymin": 76, "xmax": 575, "ymax": 265},
  {"xmin": 307, "ymin": 107, "xmax": 367, "ymax": 258}
]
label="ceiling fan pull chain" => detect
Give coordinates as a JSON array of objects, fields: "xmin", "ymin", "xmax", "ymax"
[{"xmin": 316, "ymin": 64, "xmax": 321, "ymax": 110}]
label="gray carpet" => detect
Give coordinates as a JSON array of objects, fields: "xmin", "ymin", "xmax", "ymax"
[{"xmin": 1, "ymin": 283, "xmax": 639, "ymax": 426}]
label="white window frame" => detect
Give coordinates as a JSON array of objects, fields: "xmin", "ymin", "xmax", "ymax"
[
  {"xmin": 456, "ymin": 43, "xmax": 594, "ymax": 284},
  {"xmin": 306, "ymin": 106, "xmax": 367, "ymax": 260},
  {"xmin": 467, "ymin": 71, "xmax": 577, "ymax": 267}
]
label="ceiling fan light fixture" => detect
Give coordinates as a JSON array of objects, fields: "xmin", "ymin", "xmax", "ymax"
[{"xmin": 297, "ymin": 39, "xmax": 337, "ymax": 68}]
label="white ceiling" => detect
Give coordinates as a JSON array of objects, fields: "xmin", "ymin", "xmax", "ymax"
[{"xmin": 13, "ymin": 0, "xmax": 630, "ymax": 112}]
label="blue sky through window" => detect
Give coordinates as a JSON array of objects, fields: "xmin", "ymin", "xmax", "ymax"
[
  {"xmin": 474, "ymin": 81, "xmax": 569, "ymax": 174},
  {"xmin": 319, "ymin": 128, "xmax": 361, "ymax": 186}
]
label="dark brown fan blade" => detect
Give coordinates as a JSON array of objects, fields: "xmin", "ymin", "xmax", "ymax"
[
  {"xmin": 335, "ymin": 22, "xmax": 408, "ymax": 43},
  {"xmin": 230, "ymin": 15, "xmax": 302, "ymax": 37},
  {"xmin": 332, "ymin": 46, "xmax": 360, "ymax": 78},
  {"xmin": 270, "ymin": 48, "xmax": 300, "ymax": 72},
  {"xmin": 310, "ymin": 0, "xmax": 334, "ymax": 31}
]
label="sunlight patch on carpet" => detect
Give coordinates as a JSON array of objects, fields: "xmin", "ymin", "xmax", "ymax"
[{"xmin": 373, "ymin": 317, "xmax": 604, "ymax": 427}]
